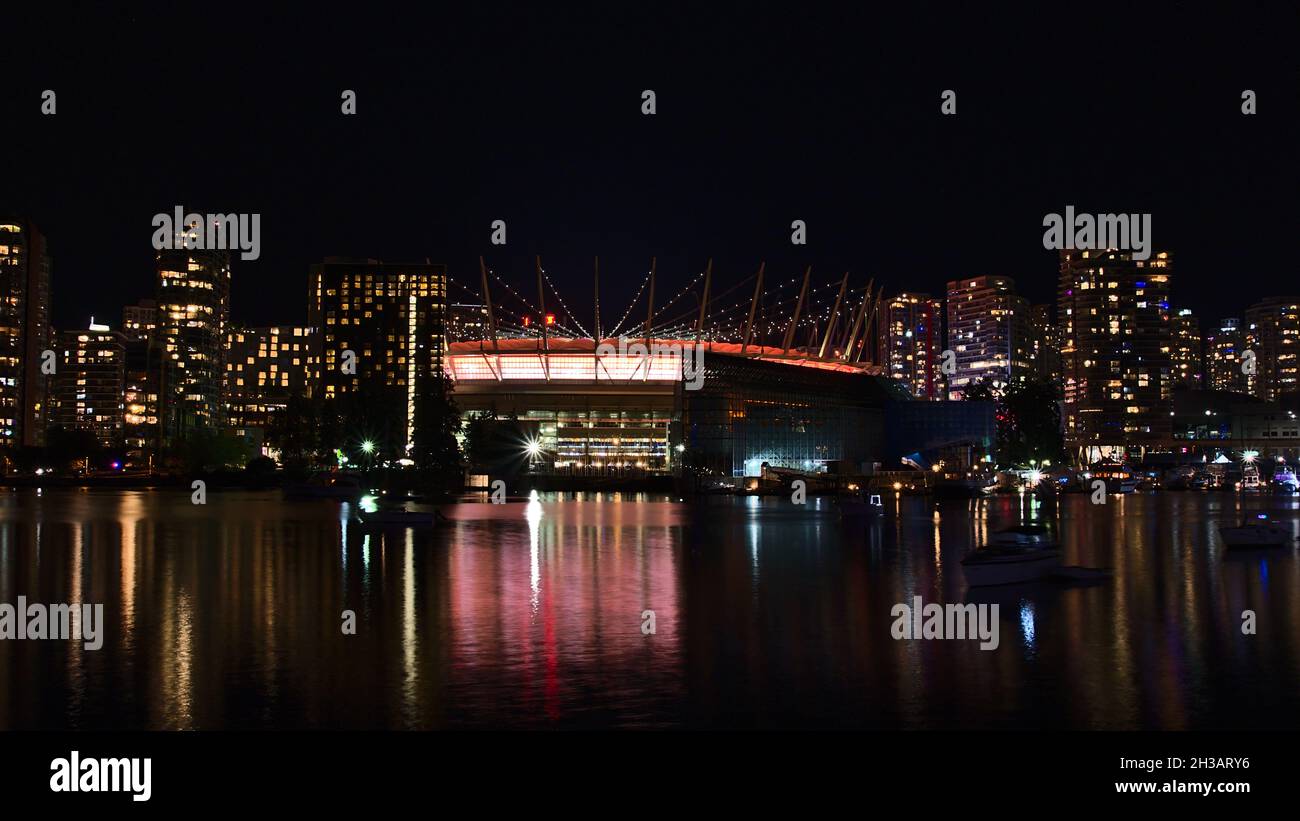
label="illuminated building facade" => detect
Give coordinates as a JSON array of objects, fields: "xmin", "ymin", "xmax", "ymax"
[
  {"xmin": 224, "ymin": 326, "xmax": 316, "ymax": 431},
  {"xmin": 446, "ymin": 339, "xmax": 901, "ymax": 477},
  {"xmin": 1057, "ymin": 249, "xmax": 1172, "ymax": 453},
  {"xmin": 1171, "ymin": 309, "xmax": 1203, "ymax": 389},
  {"xmin": 50, "ymin": 322, "xmax": 126, "ymax": 447},
  {"xmin": 0, "ymin": 217, "xmax": 52, "ymax": 448},
  {"xmin": 1030, "ymin": 303, "xmax": 1062, "ymax": 386},
  {"xmin": 122, "ymin": 298, "xmax": 158, "ymax": 342},
  {"xmin": 447, "ymin": 303, "xmax": 490, "ymax": 343},
  {"xmin": 156, "ymin": 219, "xmax": 231, "ymax": 442},
  {"xmin": 1206, "ymin": 318, "xmax": 1249, "ymax": 394},
  {"xmin": 877, "ymin": 292, "xmax": 943, "ymax": 400},
  {"xmin": 944, "ymin": 275, "xmax": 1032, "ymax": 399},
  {"xmin": 1243, "ymin": 296, "xmax": 1300, "ymax": 401},
  {"xmin": 307, "ymin": 258, "xmax": 446, "ymax": 452}
]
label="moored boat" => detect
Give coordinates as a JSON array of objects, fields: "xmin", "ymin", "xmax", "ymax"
[
  {"xmin": 283, "ymin": 471, "xmax": 365, "ymax": 499},
  {"xmin": 1272, "ymin": 465, "xmax": 1299, "ymax": 493},
  {"xmin": 961, "ymin": 544, "xmax": 1063, "ymax": 586},
  {"xmin": 987, "ymin": 523, "xmax": 1057, "ymax": 548},
  {"xmin": 1218, "ymin": 513, "xmax": 1292, "ymax": 548}
]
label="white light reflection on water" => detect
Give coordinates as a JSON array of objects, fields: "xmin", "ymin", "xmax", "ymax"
[
  {"xmin": 1019, "ymin": 599, "xmax": 1037, "ymax": 650},
  {"xmin": 402, "ymin": 527, "xmax": 417, "ymax": 721},
  {"xmin": 527, "ymin": 489, "xmax": 543, "ymax": 612}
]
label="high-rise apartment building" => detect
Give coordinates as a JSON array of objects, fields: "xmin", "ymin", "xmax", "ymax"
[
  {"xmin": 123, "ymin": 298, "xmax": 159, "ymax": 342},
  {"xmin": 50, "ymin": 321, "xmax": 126, "ymax": 447},
  {"xmin": 877, "ymin": 292, "xmax": 944, "ymax": 400},
  {"xmin": 225, "ymin": 326, "xmax": 317, "ymax": 431},
  {"xmin": 1243, "ymin": 296, "xmax": 1300, "ymax": 401},
  {"xmin": 1206, "ymin": 318, "xmax": 1249, "ymax": 394},
  {"xmin": 0, "ymin": 216, "xmax": 52, "ymax": 448},
  {"xmin": 944, "ymin": 275, "xmax": 1032, "ymax": 399},
  {"xmin": 307, "ymin": 258, "xmax": 447, "ymax": 452},
  {"xmin": 447, "ymin": 303, "xmax": 491, "ymax": 343},
  {"xmin": 155, "ymin": 218, "xmax": 231, "ymax": 442},
  {"xmin": 1030, "ymin": 303, "xmax": 1062, "ymax": 387},
  {"xmin": 1057, "ymin": 249, "xmax": 1172, "ymax": 454},
  {"xmin": 1170, "ymin": 309, "xmax": 1203, "ymax": 390}
]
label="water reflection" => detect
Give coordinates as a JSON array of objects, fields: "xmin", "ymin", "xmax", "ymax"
[{"xmin": 0, "ymin": 490, "xmax": 1296, "ymax": 729}]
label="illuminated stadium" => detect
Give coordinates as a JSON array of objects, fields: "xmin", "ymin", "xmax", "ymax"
[{"xmin": 443, "ymin": 259, "xmax": 914, "ymax": 479}]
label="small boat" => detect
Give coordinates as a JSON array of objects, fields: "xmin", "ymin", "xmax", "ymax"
[
  {"xmin": 987, "ymin": 523, "xmax": 1057, "ymax": 548},
  {"xmin": 1218, "ymin": 513, "xmax": 1292, "ymax": 548},
  {"xmin": 961, "ymin": 544, "xmax": 1063, "ymax": 587},
  {"xmin": 839, "ymin": 492, "xmax": 883, "ymax": 518},
  {"xmin": 1087, "ymin": 464, "xmax": 1139, "ymax": 494},
  {"xmin": 1238, "ymin": 460, "xmax": 1263, "ymax": 493},
  {"xmin": 1273, "ymin": 465, "xmax": 1299, "ymax": 493},
  {"xmin": 284, "ymin": 471, "xmax": 365, "ymax": 499}
]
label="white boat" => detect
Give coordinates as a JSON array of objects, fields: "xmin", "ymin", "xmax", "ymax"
[
  {"xmin": 1088, "ymin": 466, "xmax": 1138, "ymax": 494},
  {"xmin": 284, "ymin": 471, "xmax": 365, "ymax": 499},
  {"xmin": 1218, "ymin": 513, "xmax": 1291, "ymax": 548},
  {"xmin": 1273, "ymin": 465, "xmax": 1299, "ymax": 493},
  {"xmin": 1238, "ymin": 461, "xmax": 1263, "ymax": 493},
  {"xmin": 961, "ymin": 544, "xmax": 1063, "ymax": 586}
]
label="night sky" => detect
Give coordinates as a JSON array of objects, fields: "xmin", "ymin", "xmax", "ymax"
[{"xmin": 3, "ymin": 3, "xmax": 1297, "ymax": 333}]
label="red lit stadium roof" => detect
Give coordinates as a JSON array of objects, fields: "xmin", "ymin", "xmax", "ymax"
[{"xmin": 445, "ymin": 337, "xmax": 880, "ymax": 381}]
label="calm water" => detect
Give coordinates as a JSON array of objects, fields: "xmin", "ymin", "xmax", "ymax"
[{"xmin": 1, "ymin": 489, "xmax": 1298, "ymax": 730}]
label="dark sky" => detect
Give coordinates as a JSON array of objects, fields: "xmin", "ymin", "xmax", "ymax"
[{"xmin": 3, "ymin": 2, "xmax": 1297, "ymax": 333}]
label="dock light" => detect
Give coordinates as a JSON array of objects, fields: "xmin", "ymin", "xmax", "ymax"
[
  {"xmin": 675, "ymin": 443, "xmax": 686, "ymax": 453},
  {"xmin": 525, "ymin": 438, "xmax": 542, "ymax": 458},
  {"xmin": 892, "ymin": 482, "xmax": 902, "ymax": 491},
  {"xmin": 361, "ymin": 440, "xmax": 375, "ymax": 455}
]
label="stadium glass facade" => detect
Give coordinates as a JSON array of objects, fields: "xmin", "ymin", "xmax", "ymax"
[{"xmin": 676, "ymin": 354, "xmax": 902, "ymax": 477}]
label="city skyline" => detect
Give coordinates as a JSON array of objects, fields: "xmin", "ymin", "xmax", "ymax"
[{"xmin": 3, "ymin": 6, "xmax": 1296, "ymax": 334}]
